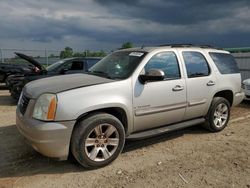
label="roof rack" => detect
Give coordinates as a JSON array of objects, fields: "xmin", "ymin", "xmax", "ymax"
[{"xmin": 158, "ymin": 44, "xmax": 218, "ymax": 49}]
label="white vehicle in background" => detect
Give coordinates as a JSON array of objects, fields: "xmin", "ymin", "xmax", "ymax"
[{"xmin": 242, "ymin": 79, "xmax": 250, "ymax": 100}]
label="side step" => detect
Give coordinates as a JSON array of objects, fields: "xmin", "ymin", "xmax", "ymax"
[{"xmin": 127, "ymin": 118, "xmax": 205, "ymax": 140}]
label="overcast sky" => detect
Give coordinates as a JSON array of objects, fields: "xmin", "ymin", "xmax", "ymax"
[{"xmin": 0, "ymin": 0, "xmax": 250, "ymax": 52}]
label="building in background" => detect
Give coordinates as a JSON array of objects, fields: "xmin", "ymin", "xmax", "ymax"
[{"xmin": 227, "ymin": 47, "xmax": 250, "ymax": 80}]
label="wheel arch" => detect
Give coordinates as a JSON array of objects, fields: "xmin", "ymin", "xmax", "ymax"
[
  {"xmin": 73, "ymin": 107, "xmax": 129, "ymax": 135},
  {"xmin": 213, "ymin": 90, "xmax": 234, "ymax": 106}
]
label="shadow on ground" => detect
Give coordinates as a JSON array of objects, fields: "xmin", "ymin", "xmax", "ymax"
[
  {"xmin": 0, "ymin": 124, "xmax": 210, "ymax": 179},
  {"xmin": 0, "ymin": 95, "xmax": 16, "ymax": 106},
  {"xmin": 0, "ymin": 88, "xmax": 17, "ymax": 106},
  {"xmin": 0, "ymin": 84, "xmax": 8, "ymax": 90},
  {"xmin": 238, "ymin": 100, "xmax": 250, "ymax": 107}
]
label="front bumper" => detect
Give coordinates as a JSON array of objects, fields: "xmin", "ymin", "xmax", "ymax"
[
  {"xmin": 233, "ymin": 91, "xmax": 245, "ymax": 106},
  {"xmin": 16, "ymin": 104, "xmax": 75, "ymax": 160}
]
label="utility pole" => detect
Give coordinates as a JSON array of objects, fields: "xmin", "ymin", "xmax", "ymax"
[
  {"xmin": 0, "ymin": 48, "xmax": 3, "ymax": 63},
  {"xmin": 45, "ymin": 49, "xmax": 48, "ymax": 66}
]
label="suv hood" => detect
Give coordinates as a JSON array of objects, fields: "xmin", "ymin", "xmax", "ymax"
[
  {"xmin": 23, "ymin": 73, "xmax": 115, "ymax": 98},
  {"xmin": 15, "ymin": 52, "xmax": 45, "ymax": 71}
]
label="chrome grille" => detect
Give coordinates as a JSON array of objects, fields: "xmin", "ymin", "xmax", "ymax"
[{"xmin": 19, "ymin": 94, "xmax": 30, "ymax": 115}]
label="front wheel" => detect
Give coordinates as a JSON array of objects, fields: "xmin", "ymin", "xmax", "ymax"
[
  {"xmin": 203, "ymin": 97, "xmax": 231, "ymax": 132},
  {"xmin": 71, "ymin": 113, "xmax": 125, "ymax": 169}
]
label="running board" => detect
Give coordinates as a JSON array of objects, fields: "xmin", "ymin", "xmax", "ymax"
[{"xmin": 127, "ymin": 118, "xmax": 205, "ymax": 140}]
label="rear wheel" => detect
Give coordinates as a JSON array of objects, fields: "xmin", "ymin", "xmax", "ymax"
[
  {"xmin": 71, "ymin": 113, "xmax": 125, "ymax": 169},
  {"xmin": 203, "ymin": 97, "xmax": 230, "ymax": 132}
]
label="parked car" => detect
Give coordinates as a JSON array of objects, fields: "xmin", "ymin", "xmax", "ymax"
[
  {"xmin": 0, "ymin": 53, "xmax": 41, "ymax": 83},
  {"xmin": 16, "ymin": 45, "xmax": 244, "ymax": 169},
  {"xmin": 6, "ymin": 54, "xmax": 102, "ymax": 99},
  {"xmin": 242, "ymin": 79, "xmax": 250, "ymax": 100}
]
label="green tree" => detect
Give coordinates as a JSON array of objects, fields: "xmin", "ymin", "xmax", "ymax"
[
  {"xmin": 49, "ymin": 53, "xmax": 58, "ymax": 58},
  {"xmin": 60, "ymin": 47, "xmax": 73, "ymax": 59},
  {"xmin": 60, "ymin": 47, "xmax": 107, "ymax": 58},
  {"xmin": 121, "ymin": 42, "xmax": 133, "ymax": 49}
]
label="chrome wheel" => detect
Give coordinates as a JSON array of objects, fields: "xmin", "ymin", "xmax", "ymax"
[
  {"xmin": 84, "ymin": 123, "xmax": 119, "ymax": 162},
  {"xmin": 213, "ymin": 103, "xmax": 229, "ymax": 128}
]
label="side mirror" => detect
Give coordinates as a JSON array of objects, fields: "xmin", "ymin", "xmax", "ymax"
[{"xmin": 139, "ymin": 69, "xmax": 165, "ymax": 84}]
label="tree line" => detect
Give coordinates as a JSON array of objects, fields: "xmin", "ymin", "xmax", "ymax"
[{"xmin": 59, "ymin": 42, "xmax": 133, "ymax": 59}]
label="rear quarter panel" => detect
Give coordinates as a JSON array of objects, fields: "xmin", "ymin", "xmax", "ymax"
[{"xmin": 205, "ymin": 50, "xmax": 242, "ymax": 106}]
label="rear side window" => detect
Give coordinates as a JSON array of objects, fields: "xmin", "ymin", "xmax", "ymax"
[
  {"xmin": 182, "ymin": 52, "xmax": 210, "ymax": 78},
  {"xmin": 209, "ymin": 52, "xmax": 239, "ymax": 74}
]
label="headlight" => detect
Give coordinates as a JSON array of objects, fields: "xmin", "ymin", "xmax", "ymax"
[{"xmin": 33, "ymin": 93, "xmax": 57, "ymax": 121}]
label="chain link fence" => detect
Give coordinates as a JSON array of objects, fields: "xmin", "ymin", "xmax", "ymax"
[{"xmin": 0, "ymin": 48, "xmax": 61, "ymax": 66}]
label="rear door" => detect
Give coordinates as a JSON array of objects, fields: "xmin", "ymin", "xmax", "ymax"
[{"xmin": 180, "ymin": 50, "xmax": 217, "ymax": 120}]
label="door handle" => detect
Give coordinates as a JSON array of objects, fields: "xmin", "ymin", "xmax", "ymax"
[
  {"xmin": 172, "ymin": 85, "xmax": 184, "ymax": 91},
  {"xmin": 207, "ymin": 80, "xmax": 215, "ymax": 86}
]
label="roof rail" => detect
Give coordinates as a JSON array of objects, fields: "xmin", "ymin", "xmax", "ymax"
[{"xmin": 158, "ymin": 44, "xmax": 218, "ymax": 49}]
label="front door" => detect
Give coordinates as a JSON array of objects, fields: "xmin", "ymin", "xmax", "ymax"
[{"xmin": 133, "ymin": 51, "xmax": 187, "ymax": 132}]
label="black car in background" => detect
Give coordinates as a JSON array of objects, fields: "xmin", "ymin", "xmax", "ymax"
[
  {"xmin": 7, "ymin": 54, "xmax": 102, "ymax": 99},
  {"xmin": 0, "ymin": 53, "xmax": 40, "ymax": 83}
]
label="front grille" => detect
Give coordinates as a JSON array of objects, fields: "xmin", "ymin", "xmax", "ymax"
[{"xmin": 19, "ymin": 94, "xmax": 30, "ymax": 115}]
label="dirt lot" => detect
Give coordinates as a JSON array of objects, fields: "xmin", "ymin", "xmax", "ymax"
[{"xmin": 0, "ymin": 86, "xmax": 249, "ymax": 188}]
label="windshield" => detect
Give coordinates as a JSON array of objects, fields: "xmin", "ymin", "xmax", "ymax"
[
  {"xmin": 88, "ymin": 51, "xmax": 147, "ymax": 79},
  {"xmin": 46, "ymin": 60, "xmax": 65, "ymax": 72}
]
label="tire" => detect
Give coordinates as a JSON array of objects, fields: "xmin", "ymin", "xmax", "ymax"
[
  {"xmin": 203, "ymin": 97, "xmax": 231, "ymax": 132},
  {"xmin": 71, "ymin": 113, "xmax": 125, "ymax": 169}
]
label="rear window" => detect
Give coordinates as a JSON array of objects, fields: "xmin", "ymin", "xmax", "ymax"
[{"xmin": 209, "ymin": 52, "xmax": 239, "ymax": 74}]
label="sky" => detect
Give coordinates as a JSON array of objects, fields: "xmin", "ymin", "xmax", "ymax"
[{"xmin": 0, "ymin": 0, "xmax": 250, "ymax": 52}]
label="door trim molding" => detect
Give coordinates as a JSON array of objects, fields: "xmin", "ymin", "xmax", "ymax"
[
  {"xmin": 188, "ymin": 99, "xmax": 207, "ymax": 107},
  {"xmin": 135, "ymin": 102, "xmax": 187, "ymax": 116}
]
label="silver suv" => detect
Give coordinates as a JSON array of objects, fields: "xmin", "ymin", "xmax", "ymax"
[{"xmin": 16, "ymin": 45, "xmax": 244, "ymax": 168}]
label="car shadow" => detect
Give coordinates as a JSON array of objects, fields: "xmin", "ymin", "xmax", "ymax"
[
  {"xmin": 0, "ymin": 124, "xmax": 210, "ymax": 179},
  {"xmin": 0, "ymin": 87, "xmax": 17, "ymax": 106},
  {"xmin": 239, "ymin": 100, "xmax": 250, "ymax": 107},
  {"xmin": 0, "ymin": 84, "xmax": 7, "ymax": 90},
  {"xmin": 0, "ymin": 94, "xmax": 16, "ymax": 106}
]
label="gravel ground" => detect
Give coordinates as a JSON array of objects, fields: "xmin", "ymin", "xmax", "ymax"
[{"xmin": 0, "ymin": 87, "xmax": 249, "ymax": 188}]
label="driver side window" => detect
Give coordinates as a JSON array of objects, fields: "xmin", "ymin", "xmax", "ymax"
[
  {"xmin": 63, "ymin": 61, "xmax": 84, "ymax": 71},
  {"xmin": 145, "ymin": 52, "xmax": 181, "ymax": 80}
]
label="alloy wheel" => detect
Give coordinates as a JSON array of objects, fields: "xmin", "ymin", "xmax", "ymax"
[
  {"xmin": 84, "ymin": 123, "xmax": 119, "ymax": 162},
  {"xmin": 213, "ymin": 103, "xmax": 229, "ymax": 128}
]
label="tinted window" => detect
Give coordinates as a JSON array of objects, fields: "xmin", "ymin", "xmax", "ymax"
[
  {"xmin": 209, "ymin": 52, "xmax": 239, "ymax": 74},
  {"xmin": 145, "ymin": 52, "xmax": 180, "ymax": 79},
  {"xmin": 46, "ymin": 60, "xmax": 65, "ymax": 72},
  {"xmin": 87, "ymin": 59, "xmax": 100, "ymax": 69},
  {"xmin": 63, "ymin": 61, "xmax": 84, "ymax": 70},
  {"xmin": 183, "ymin": 52, "xmax": 210, "ymax": 78}
]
